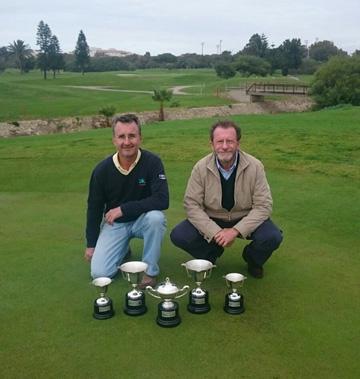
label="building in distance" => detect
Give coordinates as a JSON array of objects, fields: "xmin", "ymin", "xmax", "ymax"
[{"xmin": 89, "ymin": 47, "xmax": 133, "ymax": 57}]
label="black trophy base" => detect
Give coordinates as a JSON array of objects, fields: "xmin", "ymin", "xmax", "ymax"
[
  {"xmin": 224, "ymin": 293, "xmax": 245, "ymax": 314},
  {"xmin": 187, "ymin": 290, "xmax": 210, "ymax": 314},
  {"xmin": 156, "ymin": 301, "xmax": 181, "ymax": 327},
  {"xmin": 93, "ymin": 298, "xmax": 115, "ymax": 320},
  {"xmin": 124, "ymin": 292, "xmax": 147, "ymax": 316}
]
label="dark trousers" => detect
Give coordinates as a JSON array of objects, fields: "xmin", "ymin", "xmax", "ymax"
[{"xmin": 170, "ymin": 218, "xmax": 283, "ymax": 266}]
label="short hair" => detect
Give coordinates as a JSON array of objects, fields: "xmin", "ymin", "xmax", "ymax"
[
  {"xmin": 112, "ymin": 113, "xmax": 141, "ymax": 135},
  {"xmin": 210, "ymin": 120, "xmax": 241, "ymax": 141}
]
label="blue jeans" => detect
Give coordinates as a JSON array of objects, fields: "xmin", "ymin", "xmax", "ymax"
[{"xmin": 91, "ymin": 211, "xmax": 166, "ymax": 279}]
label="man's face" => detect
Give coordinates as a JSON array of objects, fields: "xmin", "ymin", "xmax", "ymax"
[
  {"xmin": 112, "ymin": 121, "xmax": 141, "ymax": 161},
  {"xmin": 211, "ymin": 127, "xmax": 239, "ymax": 167}
]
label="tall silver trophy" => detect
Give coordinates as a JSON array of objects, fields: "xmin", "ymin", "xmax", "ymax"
[
  {"xmin": 182, "ymin": 259, "xmax": 216, "ymax": 314},
  {"xmin": 92, "ymin": 277, "xmax": 114, "ymax": 320},
  {"xmin": 146, "ymin": 277, "xmax": 189, "ymax": 327},
  {"xmin": 119, "ymin": 261, "xmax": 148, "ymax": 316},
  {"xmin": 223, "ymin": 273, "xmax": 246, "ymax": 314}
]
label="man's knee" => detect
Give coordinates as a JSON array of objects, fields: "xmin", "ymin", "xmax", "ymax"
[
  {"xmin": 253, "ymin": 220, "xmax": 283, "ymax": 249},
  {"xmin": 144, "ymin": 210, "xmax": 166, "ymax": 228},
  {"xmin": 91, "ymin": 266, "xmax": 117, "ymax": 280},
  {"xmin": 261, "ymin": 225, "xmax": 283, "ymax": 250},
  {"xmin": 170, "ymin": 223, "xmax": 183, "ymax": 247}
]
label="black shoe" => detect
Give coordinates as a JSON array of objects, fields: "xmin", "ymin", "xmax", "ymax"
[{"xmin": 242, "ymin": 250, "xmax": 264, "ymax": 279}]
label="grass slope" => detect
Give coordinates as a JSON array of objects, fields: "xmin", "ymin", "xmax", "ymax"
[{"xmin": 0, "ymin": 107, "xmax": 359, "ymax": 378}]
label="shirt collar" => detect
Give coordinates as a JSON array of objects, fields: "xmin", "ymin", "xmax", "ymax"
[
  {"xmin": 112, "ymin": 150, "xmax": 141, "ymax": 175},
  {"xmin": 216, "ymin": 151, "xmax": 239, "ymax": 179}
]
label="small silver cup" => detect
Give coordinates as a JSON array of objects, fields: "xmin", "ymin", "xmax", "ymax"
[
  {"xmin": 224, "ymin": 273, "xmax": 246, "ymax": 314},
  {"xmin": 92, "ymin": 277, "xmax": 114, "ymax": 319}
]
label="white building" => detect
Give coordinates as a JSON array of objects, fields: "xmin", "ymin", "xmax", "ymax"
[{"xmin": 89, "ymin": 47, "xmax": 132, "ymax": 57}]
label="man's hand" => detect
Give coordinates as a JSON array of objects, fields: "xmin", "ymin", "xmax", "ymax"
[
  {"xmin": 105, "ymin": 207, "xmax": 122, "ymax": 225},
  {"xmin": 84, "ymin": 247, "xmax": 95, "ymax": 262},
  {"xmin": 213, "ymin": 228, "xmax": 239, "ymax": 247}
]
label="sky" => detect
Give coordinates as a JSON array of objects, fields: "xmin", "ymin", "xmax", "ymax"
[{"xmin": 1, "ymin": 0, "xmax": 359, "ymax": 56}]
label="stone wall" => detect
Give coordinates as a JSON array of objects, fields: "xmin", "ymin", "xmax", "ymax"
[{"xmin": 0, "ymin": 98, "xmax": 313, "ymax": 138}]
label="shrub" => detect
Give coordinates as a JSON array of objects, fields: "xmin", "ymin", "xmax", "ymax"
[
  {"xmin": 215, "ymin": 63, "xmax": 236, "ymax": 79},
  {"xmin": 99, "ymin": 106, "xmax": 116, "ymax": 127},
  {"xmin": 310, "ymin": 56, "xmax": 360, "ymax": 108},
  {"xmin": 234, "ymin": 55, "xmax": 271, "ymax": 77}
]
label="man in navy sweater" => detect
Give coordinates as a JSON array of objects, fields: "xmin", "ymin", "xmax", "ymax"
[{"xmin": 84, "ymin": 114, "xmax": 169, "ymax": 288}]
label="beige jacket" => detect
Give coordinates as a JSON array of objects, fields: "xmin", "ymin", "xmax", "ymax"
[{"xmin": 184, "ymin": 151, "xmax": 273, "ymax": 242}]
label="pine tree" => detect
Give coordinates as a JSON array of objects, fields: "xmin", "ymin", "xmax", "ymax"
[
  {"xmin": 36, "ymin": 20, "xmax": 52, "ymax": 79},
  {"xmin": 75, "ymin": 30, "xmax": 90, "ymax": 75},
  {"xmin": 48, "ymin": 35, "xmax": 64, "ymax": 78}
]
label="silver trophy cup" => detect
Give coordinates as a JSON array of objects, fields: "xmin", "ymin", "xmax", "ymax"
[
  {"xmin": 146, "ymin": 277, "xmax": 189, "ymax": 327},
  {"xmin": 119, "ymin": 261, "xmax": 148, "ymax": 316},
  {"xmin": 182, "ymin": 259, "xmax": 216, "ymax": 314},
  {"xmin": 224, "ymin": 273, "xmax": 246, "ymax": 314},
  {"xmin": 92, "ymin": 277, "xmax": 114, "ymax": 320}
]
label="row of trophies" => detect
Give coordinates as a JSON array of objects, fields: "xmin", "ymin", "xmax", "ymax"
[{"xmin": 92, "ymin": 259, "xmax": 246, "ymax": 327}]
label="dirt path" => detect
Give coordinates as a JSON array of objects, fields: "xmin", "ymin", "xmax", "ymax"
[
  {"xmin": 64, "ymin": 85, "xmax": 199, "ymax": 96},
  {"xmin": 64, "ymin": 86, "xmax": 153, "ymax": 94}
]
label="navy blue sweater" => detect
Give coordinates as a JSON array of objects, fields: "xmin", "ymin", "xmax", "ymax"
[{"xmin": 86, "ymin": 149, "xmax": 169, "ymax": 247}]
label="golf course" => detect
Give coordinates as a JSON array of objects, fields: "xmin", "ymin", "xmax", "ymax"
[{"xmin": 0, "ymin": 69, "xmax": 359, "ymax": 378}]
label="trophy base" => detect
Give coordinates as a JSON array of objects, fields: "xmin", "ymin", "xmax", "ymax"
[
  {"xmin": 187, "ymin": 290, "xmax": 210, "ymax": 314},
  {"xmin": 156, "ymin": 301, "xmax": 181, "ymax": 327},
  {"xmin": 124, "ymin": 292, "xmax": 147, "ymax": 316},
  {"xmin": 93, "ymin": 298, "xmax": 115, "ymax": 320},
  {"xmin": 223, "ymin": 294, "xmax": 245, "ymax": 315}
]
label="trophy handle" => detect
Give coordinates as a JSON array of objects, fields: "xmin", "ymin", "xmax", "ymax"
[
  {"xmin": 174, "ymin": 285, "xmax": 190, "ymax": 299},
  {"xmin": 146, "ymin": 286, "xmax": 161, "ymax": 299}
]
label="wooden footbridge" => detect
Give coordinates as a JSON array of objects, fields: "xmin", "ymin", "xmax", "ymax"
[{"xmin": 246, "ymin": 82, "xmax": 310, "ymax": 102}]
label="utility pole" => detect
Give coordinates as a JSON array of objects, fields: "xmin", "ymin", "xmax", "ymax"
[
  {"xmin": 201, "ymin": 42, "xmax": 204, "ymax": 56},
  {"xmin": 305, "ymin": 39, "xmax": 310, "ymax": 59},
  {"xmin": 219, "ymin": 39, "xmax": 222, "ymax": 54}
]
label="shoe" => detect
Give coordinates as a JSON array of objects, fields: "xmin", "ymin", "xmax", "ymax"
[
  {"xmin": 242, "ymin": 250, "xmax": 264, "ymax": 279},
  {"xmin": 138, "ymin": 274, "xmax": 157, "ymax": 290}
]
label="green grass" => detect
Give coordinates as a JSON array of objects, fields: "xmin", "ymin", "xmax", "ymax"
[
  {"xmin": 1, "ymin": 107, "xmax": 359, "ymax": 378},
  {"xmin": 0, "ymin": 69, "xmax": 310, "ymax": 122}
]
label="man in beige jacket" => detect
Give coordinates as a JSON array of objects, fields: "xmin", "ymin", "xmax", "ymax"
[{"xmin": 170, "ymin": 120, "xmax": 282, "ymax": 278}]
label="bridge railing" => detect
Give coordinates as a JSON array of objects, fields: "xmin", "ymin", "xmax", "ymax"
[{"xmin": 246, "ymin": 83, "xmax": 309, "ymax": 95}]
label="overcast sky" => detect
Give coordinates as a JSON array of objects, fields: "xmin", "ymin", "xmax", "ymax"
[{"xmin": 1, "ymin": 0, "xmax": 359, "ymax": 55}]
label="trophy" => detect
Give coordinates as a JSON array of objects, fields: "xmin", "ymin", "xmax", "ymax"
[
  {"xmin": 119, "ymin": 261, "xmax": 148, "ymax": 316},
  {"xmin": 92, "ymin": 277, "xmax": 114, "ymax": 320},
  {"xmin": 146, "ymin": 277, "xmax": 189, "ymax": 327},
  {"xmin": 182, "ymin": 259, "xmax": 216, "ymax": 314},
  {"xmin": 223, "ymin": 273, "xmax": 246, "ymax": 314}
]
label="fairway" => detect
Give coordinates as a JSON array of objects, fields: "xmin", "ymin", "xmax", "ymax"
[
  {"xmin": 1, "ymin": 107, "xmax": 359, "ymax": 378},
  {"xmin": 0, "ymin": 69, "xmax": 311, "ymax": 122}
]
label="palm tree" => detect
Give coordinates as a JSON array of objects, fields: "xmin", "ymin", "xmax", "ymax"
[
  {"xmin": 8, "ymin": 40, "xmax": 32, "ymax": 73},
  {"xmin": 152, "ymin": 89, "xmax": 173, "ymax": 121}
]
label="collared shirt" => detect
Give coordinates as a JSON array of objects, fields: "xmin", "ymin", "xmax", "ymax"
[
  {"xmin": 216, "ymin": 151, "xmax": 239, "ymax": 180},
  {"xmin": 112, "ymin": 150, "xmax": 141, "ymax": 175}
]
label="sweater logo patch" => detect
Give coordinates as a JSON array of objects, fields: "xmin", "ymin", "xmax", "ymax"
[
  {"xmin": 138, "ymin": 178, "xmax": 146, "ymax": 186},
  {"xmin": 159, "ymin": 174, "xmax": 166, "ymax": 180}
]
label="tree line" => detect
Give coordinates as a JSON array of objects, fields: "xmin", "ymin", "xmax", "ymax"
[
  {"xmin": 1, "ymin": 23, "xmax": 359, "ymax": 77},
  {"xmin": 0, "ymin": 20, "xmax": 90, "ymax": 78},
  {"xmin": 1, "ymin": 23, "xmax": 359, "ymax": 109}
]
